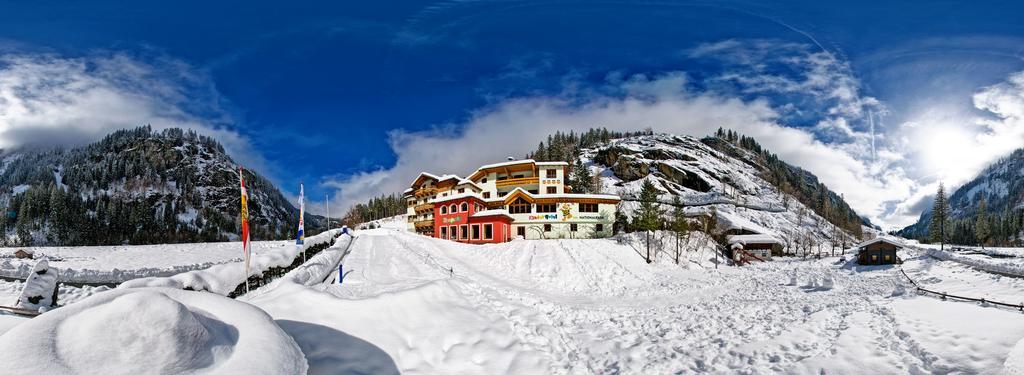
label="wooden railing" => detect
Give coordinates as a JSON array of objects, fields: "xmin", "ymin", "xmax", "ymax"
[
  {"xmin": 413, "ymin": 187, "xmax": 438, "ymax": 198},
  {"xmin": 495, "ymin": 177, "xmax": 539, "ymax": 188},
  {"xmin": 414, "ymin": 203, "xmax": 434, "ymax": 212},
  {"xmin": 413, "ymin": 219, "xmax": 434, "ymax": 228}
]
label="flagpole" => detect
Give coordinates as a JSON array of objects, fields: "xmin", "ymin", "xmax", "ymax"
[
  {"xmin": 326, "ymin": 193, "xmax": 330, "ymax": 231},
  {"xmin": 239, "ymin": 166, "xmax": 251, "ymax": 294}
]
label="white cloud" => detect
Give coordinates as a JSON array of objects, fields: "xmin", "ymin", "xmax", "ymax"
[
  {"xmin": 0, "ymin": 53, "xmax": 265, "ymax": 171},
  {"xmin": 327, "ymin": 40, "xmax": 927, "ymax": 229},
  {"xmin": 326, "ymin": 70, "xmax": 917, "ymax": 229}
]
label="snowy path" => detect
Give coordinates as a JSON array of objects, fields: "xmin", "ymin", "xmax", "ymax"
[{"xmin": 246, "ymin": 229, "xmax": 1024, "ymax": 374}]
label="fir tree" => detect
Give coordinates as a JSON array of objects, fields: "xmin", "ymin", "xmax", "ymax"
[
  {"xmin": 975, "ymin": 195, "xmax": 990, "ymax": 248},
  {"xmin": 929, "ymin": 182, "xmax": 951, "ymax": 250},
  {"xmin": 634, "ymin": 179, "xmax": 665, "ymax": 232}
]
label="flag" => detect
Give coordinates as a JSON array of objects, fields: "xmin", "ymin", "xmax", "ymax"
[
  {"xmin": 296, "ymin": 183, "xmax": 305, "ymax": 245},
  {"xmin": 239, "ymin": 167, "xmax": 251, "ymax": 283}
]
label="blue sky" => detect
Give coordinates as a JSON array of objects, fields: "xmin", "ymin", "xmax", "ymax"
[{"xmin": 1, "ymin": 1, "xmax": 1023, "ymax": 228}]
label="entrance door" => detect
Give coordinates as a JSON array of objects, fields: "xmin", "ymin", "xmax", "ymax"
[{"xmin": 516, "ymin": 226, "xmax": 525, "ymax": 238}]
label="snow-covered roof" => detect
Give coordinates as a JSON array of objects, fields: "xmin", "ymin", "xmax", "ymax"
[
  {"xmin": 727, "ymin": 234, "xmax": 782, "ymax": 245},
  {"xmin": 502, "ymin": 187, "xmax": 620, "ymax": 202},
  {"xmin": 856, "ymin": 237, "xmax": 903, "ymax": 249},
  {"xmin": 717, "ymin": 211, "xmax": 777, "ymax": 236},
  {"xmin": 536, "ymin": 161, "xmax": 569, "ymax": 166},
  {"xmin": 432, "ymin": 191, "xmax": 487, "ymax": 203},
  {"xmin": 472, "ymin": 209, "xmax": 512, "ymax": 218},
  {"xmin": 476, "ymin": 159, "xmax": 536, "ymax": 170}
]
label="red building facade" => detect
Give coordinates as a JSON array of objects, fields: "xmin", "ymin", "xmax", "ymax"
[{"xmin": 433, "ymin": 195, "xmax": 513, "ymax": 244}]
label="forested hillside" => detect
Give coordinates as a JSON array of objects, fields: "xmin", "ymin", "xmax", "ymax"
[
  {"xmin": 898, "ymin": 148, "xmax": 1024, "ymax": 246},
  {"xmin": 0, "ymin": 126, "xmax": 324, "ymax": 246}
]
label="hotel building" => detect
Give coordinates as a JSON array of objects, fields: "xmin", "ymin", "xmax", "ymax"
[{"xmin": 403, "ymin": 159, "xmax": 620, "ymax": 244}]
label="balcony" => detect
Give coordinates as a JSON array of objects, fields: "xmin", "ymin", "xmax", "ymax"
[
  {"xmin": 413, "ymin": 219, "xmax": 434, "ymax": 228},
  {"xmin": 495, "ymin": 177, "xmax": 539, "ymax": 188},
  {"xmin": 414, "ymin": 203, "xmax": 434, "ymax": 212},
  {"xmin": 413, "ymin": 187, "xmax": 438, "ymax": 198}
]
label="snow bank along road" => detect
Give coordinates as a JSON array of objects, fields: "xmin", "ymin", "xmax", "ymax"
[{"xmin": 243, "ymin": 229, "xmax": 1024, "ymax": 374}]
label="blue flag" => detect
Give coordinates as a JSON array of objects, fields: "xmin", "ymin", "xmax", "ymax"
[{"xmin": 296, "ymin": 183, "xmax": 305, "ymax": 245}]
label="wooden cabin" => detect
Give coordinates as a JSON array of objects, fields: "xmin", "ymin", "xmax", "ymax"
[
  {"xmin": 14, "ymin": 249, "xmax": 33, "ymax": 259},
  {"xmin": 727, "ymin": 234, "xmax": 783, "ymax": 262},
  {"xmin": 856, "ymin": 238, "xmax": 902, "ymax": 265}
]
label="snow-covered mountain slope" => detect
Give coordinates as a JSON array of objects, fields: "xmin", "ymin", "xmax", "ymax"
[
  {"xmin": 586, "ymin": 134, "xmax": 866, "ymax": 247},
  {"xmin": 0, "ymin": 126, "xmax": 325, "ymax": 246},
  {"xmin": 899, "ymin": 148, "xmax": 1024, "ymax": 241}
]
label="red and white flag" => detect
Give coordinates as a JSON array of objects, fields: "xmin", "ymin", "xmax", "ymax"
[{"xmin": 239, "ymin": 167, "xmax": 251, "ymax": 283}]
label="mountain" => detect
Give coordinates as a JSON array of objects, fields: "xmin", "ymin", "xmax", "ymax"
[
  {"xmin": 580, "ymin": 132, "xmax": 868, "ymax": 247},
  {"xmin": 0, "ymin": 126, "xmax": 324, "ymax": 246},
  {"xmin": 897, "ymin": 149, "xmax": 1024, "ymax": 245}
]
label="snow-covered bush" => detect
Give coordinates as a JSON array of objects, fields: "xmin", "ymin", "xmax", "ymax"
[{"xmin": 16, "ymin": 259, "xmax": 58, "ymax": 311}]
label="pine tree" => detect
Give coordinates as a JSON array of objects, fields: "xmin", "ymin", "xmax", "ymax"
[
  {"xmin": 634, "ymin": 179, "xmax": 664, "ymax": 232},
  {"xmin": 569, "ymin": 161, "xmax": 595, "ymax": 194},
  {"xmin": 670, "ymin": 196, "xmax": 689, "ymax": 264},
  {"xmin": 929, "ymin": 182, "xmax": 951, "ymax": 250},
  {"xmin": 975, "ymin": 195, "xmax": 990, "ymax": 249}
]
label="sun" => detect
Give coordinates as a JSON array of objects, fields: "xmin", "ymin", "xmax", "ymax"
[{"xmin": 917, "ymin": 124, "xmax": 975, "ymax": 180}]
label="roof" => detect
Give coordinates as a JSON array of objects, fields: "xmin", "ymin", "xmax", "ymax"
[
  {"xmin": 727, "ymin": 234, "xmax": 782, "ymax": 245},
  {"xmin": 856, "ymin": 237, "xmax": 903, "ymax": 249},
  {"xmin": 471, "ymin": 209, "xmax": 513, "ymax": 218},
  {"xmin": 535, "ymin": 161, "xmax": 569, "ymax": 167},
  {"xmin": 501, "ymin": 187, "xmax": 621, "ymax": 204},
  {"xmin": 431, "ymin": 191, "xmax": 487, "ymax": 204}
]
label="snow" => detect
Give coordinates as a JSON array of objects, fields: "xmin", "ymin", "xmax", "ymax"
[
  {"xmin": 236, "ymin": 229, "xmax": 1024, "ymax": 373},
  {"xmin": 16, "ymin": 259, "xmax": 57, "ymax": 311},
  {"xmin": 471, "ymin": 209, "xmax": 512, "ymax": 218},
  {"xmin": 119, "ymin": 229, "xmax": 341, "ymax": 295},
  {"xmin": 11, "ymin": 184, "xmax": 29, "ymax": 195},
  {"xmin": 923, "ymin": 247, "xmax": 1024, "ymax": 277},
  {"xmin": 856, "ymin": 236, "xmax": 906, "ymax": 248},
  {"xmin": 0, "ymin": 287, "xmax": 307, "ymax": 374},
  {"xmin": 727, "ymin": 234, "xmax": 782, "ymax": 245},
  {"xmin": 0, "ymin": 240, "xmax": 294, "ymax": 284}
]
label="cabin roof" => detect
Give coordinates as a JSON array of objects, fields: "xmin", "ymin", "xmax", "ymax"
[{"xmin": 856, "ymin": 237, "xmax": 903, "ymax": 249}]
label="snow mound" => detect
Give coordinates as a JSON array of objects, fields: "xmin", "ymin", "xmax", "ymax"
[
  {"xmin": 0, "ymin": 287, "xmax": 306, "ymax": 374},
  {"xmin": 16, "ymin": 259, "xmax": 57, "ymax": 311}
]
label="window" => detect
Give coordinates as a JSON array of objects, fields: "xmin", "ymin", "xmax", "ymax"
[
  {"xmin": 871, "ymin": 255, "xmax": 878, "ymax": 261},
  {"xmin": 570, "ymin": 224, "xmax": 578, "ymax": 232},
  {"xmin": 440, "ymin": 206, "xmax": 448, "ymax": 214},
  {"xmin": 440, "ymin": 226, "xmax": 448, "ymax": 239},
  {"xmin": 513, "ymin": 174, "xmax": 525, "ymax": 179},
  {"xmin": 458, "ymin": 188, "xmax": 465, "ymax": 193},
  {"xmin": 471, "ymin": 225, "xmax": 480, "ymax": 240},
  {"xmin": 484, "ymin": 224, "xmax": 493, "ymax": 239},
  {"xmin": 596, "ymin": 224, "xmax": 604, "ymax": 232},
  {"xmin": 544, "ymin": 224, "xmax": 552, "ymax": 232},
  {"xmin": 579, "ymin": 203, "xmax": 599, "ymax": 213},
  {"xmin": 460, "ymin": 202, "xmax": 469, "ymax": 212},
  {"xmin": 528, "ymin": 189, "xmax": 539, "ymax": 194},
  {"xmin": 546, "ymin": 169, "xmax": 556, "ymax": 178},
  {"xmin": 517, "ymin": 226, "xmax": 525, "ymax": 238},
  {"xmin": 546, "ymin": 186, "xmax": 556, "ymax": 194},
  {"xmin": 536, "ymin": 203, "xmax": 557, "ymax": 213},
  {"xmin": 460, "ymin": 225, "xmax": 469, "ymax": 240},
  {"xmin": 482, "ymin": 178, "xmax": 488, "ymax": 183},
  {"xmin": 450, "ymin": 204, "xmax": 457, "ymax": 213},
  {"xmin": 884, "ymin": 255, "xmax": 891, "ymax": 262},
  {"xmin": 483, "ymin": 192, "xmax": 491, "ymax": 198},
  {"xmin": 509, "ymin": 197, "xmax": 531, "ymax": 214}
]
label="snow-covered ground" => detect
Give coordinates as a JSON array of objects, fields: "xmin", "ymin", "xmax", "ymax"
[
  {"xmin": 1, "ymin": 229, "xmax": 1022, "ymax": 373},
  {"xmin": 0, "ymin": 240, "xmax": 293, "ymax": 283},
  {"xmin": 242, "ymin": 229, "xmax": 1024, "ymax": 374}
]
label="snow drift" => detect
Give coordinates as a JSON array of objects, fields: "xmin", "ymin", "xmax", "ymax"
[{"xmin": 0, "ymin": 287, "xmax": 306, "ymax": 374}]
